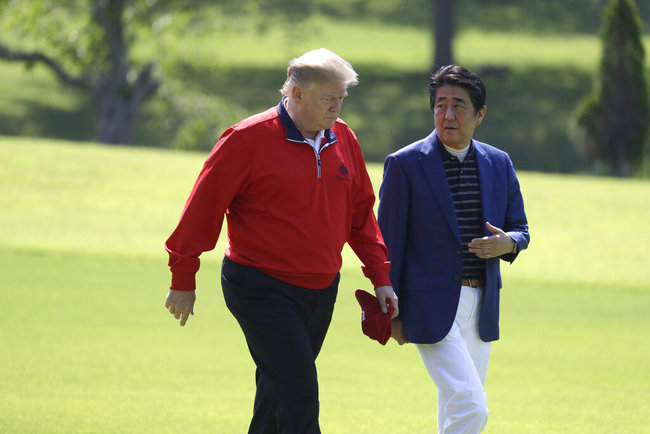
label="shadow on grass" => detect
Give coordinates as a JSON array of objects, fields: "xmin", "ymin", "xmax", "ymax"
[{"xmin": 0, "ymin": 92, "xmax": 96, "ymax": 142}]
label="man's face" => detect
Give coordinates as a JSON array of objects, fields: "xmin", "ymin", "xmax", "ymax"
[
  {"xmin": 291, "ymin": 81, "xmax": 347, "ymax": 139},
  {"xmin": 433, "ymin": 84, "xmax": 486, "ymax": 150}
]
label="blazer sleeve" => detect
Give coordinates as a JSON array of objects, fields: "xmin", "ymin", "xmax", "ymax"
[
  {"xmin": 377, "ymin": 154, "xmax": 410, "ymax": 299},
  {"xmin": 500, "ymin": 156, "xmax": 530, "ymax": 263}
]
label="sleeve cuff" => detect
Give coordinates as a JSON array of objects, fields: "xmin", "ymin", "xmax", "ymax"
[
  {"xmin": 361, "ymin": 261, "xmax": 392, "ymax": 288},
  {"xmin": 170, "ymin": 272, "xmax": 197, "ymax": 291}
]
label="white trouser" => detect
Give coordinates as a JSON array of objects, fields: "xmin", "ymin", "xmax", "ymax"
[{"xmin": 416, "ymin": 285, "xmax": 492, "ymax": 434}]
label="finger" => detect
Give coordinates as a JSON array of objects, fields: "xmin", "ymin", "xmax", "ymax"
[
  {"xmin": 165, "ymin": 290, "xmax": 174, "ymax": 309},
  {"xmin": 180, "ymin": 310, "xmax": 189, "ymax": 326},
  {"xmin": 485, "ymin": 221, "xmax": 504, "ymax": 235},
  {"xmin": 468, "ymin": 237, "xmax": 489, "ymax": 249},
  {"xmin": 378, "ymin": 294, "xmax": 391, "ymax": 314},
  {"xmin": 391, "ymin": 302, "xmax": 399, "ymax": 319}
]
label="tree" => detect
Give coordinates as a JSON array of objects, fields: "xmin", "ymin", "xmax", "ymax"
[
  {"xmin": 0, "ymin": 0, "xmax": 163, "ymax": 145},
  {"xmin": 569, "ymin": 0, "xmax": 649, "ymax": 176},
  {"xmin": 432, "ymin": 0, "xmax": 455, "ymax": 71},
  {"xmin": 0, "ymin": 0, "xmax": 316, "ymax": 146}
]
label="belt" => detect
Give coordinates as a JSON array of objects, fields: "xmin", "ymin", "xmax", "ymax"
[{"xmin": 461, "ymin": 278, "xmax": 485, "ymax": 288}]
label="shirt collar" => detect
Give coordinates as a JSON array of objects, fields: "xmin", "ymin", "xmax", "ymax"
[
  {"xmin": 438, "ymin": 140, "xmax": 475, "ymax": 162},
  {"xmin": 278, "ymin": 97, "xmax": 337, "ymax": 145}
]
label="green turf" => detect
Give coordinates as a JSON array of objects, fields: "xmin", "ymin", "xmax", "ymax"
[{"xmin": 1, "ymin": 137, "xmax": 649, "ymax": 433}]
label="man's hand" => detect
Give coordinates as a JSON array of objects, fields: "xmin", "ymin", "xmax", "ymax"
[
  {"xmin": 374, "ymin": 285, "xmax": 399, "ymax": 318},
  {"xmin": 468, "ymin": 222, "xmax": 516, "ymax": 259},
  {"xmin": 391, "ymin": 319, "xmax": 408, "ymax": 345},
  {"xmin": 165, "ymin": 289, "xmax": 196, "ymax": 326}
]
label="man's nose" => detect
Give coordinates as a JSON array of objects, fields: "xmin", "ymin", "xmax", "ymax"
[{"xmin": 445, "ymin": 106, "xmax": 455, "ymax": 119}]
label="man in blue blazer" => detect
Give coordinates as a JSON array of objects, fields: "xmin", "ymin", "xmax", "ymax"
[{"xmin": 378, "ymin": 65, "xmax": 529, "ymax": 433}]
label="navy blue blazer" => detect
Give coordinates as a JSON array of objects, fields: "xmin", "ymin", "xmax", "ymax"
[{"xmin": 378, "ymin": 131, "xmax": 529, "ymax": 343}]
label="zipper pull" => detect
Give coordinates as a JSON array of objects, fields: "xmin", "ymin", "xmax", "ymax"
[{"xmin": 316, "ymin": 153, "xmax": 322, "ymax": 179}]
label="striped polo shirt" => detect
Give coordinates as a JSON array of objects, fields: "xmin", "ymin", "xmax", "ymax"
[{"xmin": 439, "ymin": 143, "xmax": 486, "ymax": 280}]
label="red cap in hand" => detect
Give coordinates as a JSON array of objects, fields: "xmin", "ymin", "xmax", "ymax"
[{"xmin": 354, "ymin": 289, "xmax": 394, "ymax": 345}]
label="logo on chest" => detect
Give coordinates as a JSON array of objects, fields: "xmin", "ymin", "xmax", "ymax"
[{"xmin": 336, "ymin": 162, "xmax": 352, "ymax": 182}]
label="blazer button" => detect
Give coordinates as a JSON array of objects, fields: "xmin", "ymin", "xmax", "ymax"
[
  {"xmin": 456, "ymin": 249, "xmax": 462, "ymax": 255},
  {"xmin": 454, "ymin": 275, "xmax": 461, "ymax": 281}
]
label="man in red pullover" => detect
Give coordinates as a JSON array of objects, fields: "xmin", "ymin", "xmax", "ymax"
[{"xmin": 165, "ymin": 48, "xmax": 398, "ymax": 434}]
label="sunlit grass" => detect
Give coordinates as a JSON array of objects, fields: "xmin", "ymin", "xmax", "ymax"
[
  {"xmin": 141, "ymin": 14, "xmax": 650, "ymax": 73},
  {"xmin": 0, "ymin": 137, "xmax": 649, "ymax": 433},
  {"xmin": 142, "ymin": 14, "xmax": 432, "ymax": 71},
  {"xmin": 456, "ymin": 30, "xmax": 603, "ymax": 70}
]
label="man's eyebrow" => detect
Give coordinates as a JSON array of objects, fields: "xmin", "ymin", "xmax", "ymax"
[
  {"xmin": 436, "ymin": 96, "xmax": 467, "ymax": 103},
  {"xmin": 324, "ymin": 91, "xmax": 348, "ymax": 98}
]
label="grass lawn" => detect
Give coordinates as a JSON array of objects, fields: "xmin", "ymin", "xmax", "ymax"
[{"xmin": 0, "ymin": 137, "xmax": 649, "ymax": 433}]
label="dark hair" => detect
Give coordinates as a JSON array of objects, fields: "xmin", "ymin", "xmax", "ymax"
[{"xmin": 428, "ymin": 65, "xmax": 486, "ymax": 115}]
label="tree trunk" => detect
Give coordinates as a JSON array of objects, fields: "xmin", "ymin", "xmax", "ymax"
[
  {"xmin": 96, "ymin": 91, "xmax": 137, "ymax": 144},
  {"xmin": 93, "ymin": 0, "xmax": 159, "ymax": 144},
  {"xmin": 0, "ymin": 1, "xmax": 160, "ymax": 145},
  {"xmin": 433, "ymin": 0, "xmax": 455, "ymax": 72},
  {"xmin": 95, "ymin": 63, "xmax": 159, "ymax": 144}
]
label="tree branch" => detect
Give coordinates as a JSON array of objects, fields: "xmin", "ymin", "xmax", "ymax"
[
  {"xmin": 0, "ymin": 42, "xmax": 92, "ymax": 90},
  {"xmin": 132, "ymin": 63, "xmax": 161, "ymax": 105}
]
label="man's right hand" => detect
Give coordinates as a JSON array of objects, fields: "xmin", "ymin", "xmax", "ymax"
[
  {"xmin": 165, "ymin": 289, "xmax": 196, "ymax": 326},
  {"xmin": 391, "ymin": 319, "xmax": 408, "ymax": 345}
]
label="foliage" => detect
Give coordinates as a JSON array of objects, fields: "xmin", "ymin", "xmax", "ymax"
[
  {"xmin": 569, "ymin": 0, "xmax": 649, "ymax": 176},
  {"xmin": 1, "ymin": 1, "xmax": 649, "ymax": 172},
  {"xmin": 0, "ymin": 0, "xmax": 161, "ymax": 144},
  {"xmin": 0, "ymin": 1, "xmax": 102, "ymax": 75}
]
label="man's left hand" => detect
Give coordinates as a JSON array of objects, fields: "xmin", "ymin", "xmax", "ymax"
[
  {"xmin": 374, "ymin": 285, "xmax": 399, "ymax": 318},
  {"xmin": 468, "ymin": 222, "xmax": 516, "ymax": 259}
]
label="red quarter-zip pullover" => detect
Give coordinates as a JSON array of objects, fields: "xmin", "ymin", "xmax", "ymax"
[{"xmin": 165, "ymin": 100, "xmax": 390, "ymax": 290}]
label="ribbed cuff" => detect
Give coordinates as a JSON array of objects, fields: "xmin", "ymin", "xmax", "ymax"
[
  {"xmin": 170, "ymin": 272, "xmax": 196, "ymax": 291},
  {"xmin": 362, "ymin": 261, "xmax": 392, "ymax": 288}
]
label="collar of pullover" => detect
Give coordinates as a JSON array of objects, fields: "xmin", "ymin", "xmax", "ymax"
[{"xmin": 278, "ymin": 97, "xmax": 338, "ymax": 145}]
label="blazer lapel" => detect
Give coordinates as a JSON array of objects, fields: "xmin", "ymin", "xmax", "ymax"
[
  {"xmin": 417, "ymin": 131, "xmax": 461, "ymax": 242},
  {"xmin": 475, "ymin": 141, "xmax": 495, "ymax": 235}
]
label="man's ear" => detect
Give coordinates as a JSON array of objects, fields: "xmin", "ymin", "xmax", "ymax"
[
  {"xmin": 291, "ymin": 86, "xmax": 302, "ymax": 102},
  {"xmin": 475, "ymin": 105, "xmax": 487, "ymax": 127}
]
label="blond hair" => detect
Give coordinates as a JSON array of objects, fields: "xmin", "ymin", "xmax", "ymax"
[{"xmin": 281, "ymin": 48, "xmax": 359, "ymax": 96}]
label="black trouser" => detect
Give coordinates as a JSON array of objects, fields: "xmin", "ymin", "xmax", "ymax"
[{"xmin": 221, "ymin": 257, "xmax": 339, "ymax": 434}]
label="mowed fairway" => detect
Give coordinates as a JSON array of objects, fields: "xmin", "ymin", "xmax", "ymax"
[{"xmin": 1, "ymin": 137, "xmax": 649, "ymax": 433}]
